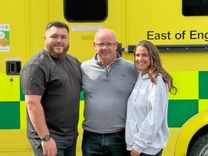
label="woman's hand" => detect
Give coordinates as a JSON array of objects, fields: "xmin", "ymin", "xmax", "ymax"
[{"xmin": 131, "ymin": 149, "xmax": 141, "ymax": 156}]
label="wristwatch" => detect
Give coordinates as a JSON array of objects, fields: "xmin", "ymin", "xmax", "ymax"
[{"xmin": 40, "ymin": 134, "xmax": 51, "ymax": 141}]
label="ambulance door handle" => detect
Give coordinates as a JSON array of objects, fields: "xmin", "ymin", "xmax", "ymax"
[
  {"xmin": 6, "ymin": 60, "xmax": 21, "ymax": 75},
  {"xmin": 117, "ymin": 42, "xmax": 124, "ymax": 56}
]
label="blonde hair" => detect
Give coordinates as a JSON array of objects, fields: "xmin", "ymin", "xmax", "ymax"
[{"xmin": 134, "ymin": 40, "xmax": 177, "ymax": 94}]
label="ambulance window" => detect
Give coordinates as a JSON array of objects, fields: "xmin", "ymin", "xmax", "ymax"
[
  {"xmin": 183, "ymin": 0, "xmax": 208, "ymax": 16},
  {"xmin": 64, "ymin": 0, "xmax": 107, "ymax": 22}
]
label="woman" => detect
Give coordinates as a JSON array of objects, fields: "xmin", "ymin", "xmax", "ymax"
[{"xmin": 125, "ymin": 40, "xmax": 177, "ymax": 156}]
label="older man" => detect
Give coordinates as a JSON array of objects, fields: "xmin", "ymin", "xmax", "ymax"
[{"xmin": 81, "ymin": 28, "xmax": 138, "ymax": 156}]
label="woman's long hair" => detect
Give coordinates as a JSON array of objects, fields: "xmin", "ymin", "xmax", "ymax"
[{"xmin": 134, "ymin": 40, "xmax": 177, "ymax": 94}]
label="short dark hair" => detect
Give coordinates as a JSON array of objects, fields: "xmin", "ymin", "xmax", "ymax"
[{"xmin": 46, "ymin": 21, "xmax": 69, "ymax": 33}]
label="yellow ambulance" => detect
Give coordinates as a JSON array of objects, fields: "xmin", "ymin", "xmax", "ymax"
[{"xmin": 1, "ymin": 0, "xmax": 208, "ymax": 155}]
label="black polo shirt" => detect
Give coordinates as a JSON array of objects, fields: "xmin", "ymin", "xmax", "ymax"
[{"xmin": 20, "ymin": 49, "xmax": 81, "ymax": 139}]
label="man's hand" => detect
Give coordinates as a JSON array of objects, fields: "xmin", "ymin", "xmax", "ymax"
[{"xmin": 41, "ymin": 137, "xmax": 57, "ymax": 156}]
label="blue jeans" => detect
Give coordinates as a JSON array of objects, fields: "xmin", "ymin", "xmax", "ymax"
[
  {"xmin": 29, "ymin": 135, "xmax": 77, "ymax": 156},
  {"xmin": 82, "ymin": 129, "xmax": 127, "ymax": 156}
]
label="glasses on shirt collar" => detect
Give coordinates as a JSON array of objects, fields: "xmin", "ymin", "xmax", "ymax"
[{"xmin": 94, "ymin": 42, "xmax": 118, "ymax": 48}]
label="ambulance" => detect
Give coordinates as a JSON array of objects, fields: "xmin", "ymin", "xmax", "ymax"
[{"xmin": 1, "ymin": 0, "xmax": 208, "ymax": 155}]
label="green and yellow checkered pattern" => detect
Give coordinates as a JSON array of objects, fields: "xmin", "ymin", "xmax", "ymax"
[
  {"xmin": 168, "ymin": 71, "xmax": 208, "ymax": 127},
  {"xmin": 0, "ymin": 71, "xmax": 208, "ymax": 129}
]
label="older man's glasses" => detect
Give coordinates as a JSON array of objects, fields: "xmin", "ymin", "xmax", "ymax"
[{"xmin": 94, "ymin": 42, "xmax": 117, "ymax": 48}]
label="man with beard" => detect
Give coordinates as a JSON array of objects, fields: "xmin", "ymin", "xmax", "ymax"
[{"xmin": 20, "ymin": 21, "xmax": 81, "ymax": 156}]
